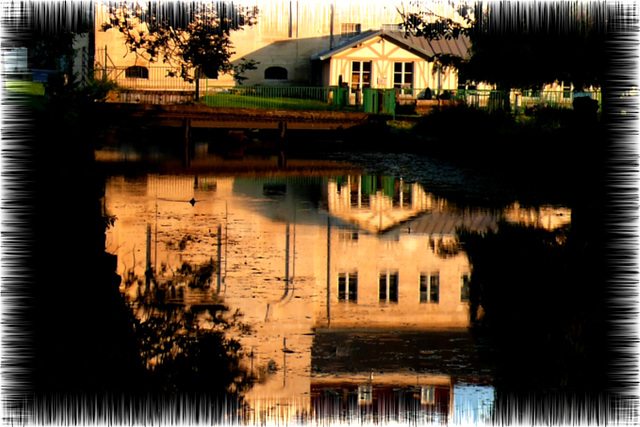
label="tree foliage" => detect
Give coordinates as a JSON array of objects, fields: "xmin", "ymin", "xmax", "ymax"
[
  {"xmin": 457, "ymin": 221, "xmax": 607, "ymax": 392},
  {"xmin": 27, "ymin": 31, "xmax": 77, "ymax": 72},
  {"xmin": 398, "ymin": 1, "xmax": 608, "ymax": 90},
  {"xmin": 126, "ymin": 259, "xmax": 254, "ymax": 396},
  {"xmin": 100, "ymin": 1, "xmax": 259, "ymax": 82}
]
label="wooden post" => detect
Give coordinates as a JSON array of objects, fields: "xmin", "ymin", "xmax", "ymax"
[
  {"xmin": 285, "ymin": 223, "xmax": 290, "ymax": 291},
  {"xmin": 292, "ymin": 209, "xmax": 296, "ymax": 287},
  {"xmin": 283, "ymin": 337, "xmax": 287, "ymax": 387},
  {"xmin": 145, "ymin": 223, "xmax": 151, "ymax": 289},
  {"xmin": 326, "ymin": 216, "xmax": 331, "ymax": 328},
  {"xmin": 217, "ymin": 224, "xmax": 222, "ymax": 293},
  {"xmin": 250, "ymin": 347, "xmax": 255, "ymax": 378},
  {"xmin": 183, "ymin": 118, "xmax": 191, "ymax": 168},
  {"xmin": 103, "ymin": 45, "xmax": 108, "ymax": 81}
]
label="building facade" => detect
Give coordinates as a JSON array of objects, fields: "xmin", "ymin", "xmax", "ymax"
[{"xmin": 94, "ymin": 1, "xmax": 466, "ymax": 96}]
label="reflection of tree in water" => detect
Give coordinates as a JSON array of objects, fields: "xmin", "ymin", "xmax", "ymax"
[
  {"xmin": 428, "ymin": 236, "xmax": 460, "ymax": 258},
  {"xmin": 458, "ymin": 222, "xmax": 607, "ymax": 397},
  {"xmin": 124, "ymin": 259, "xmax": 254, "ymax": 410}
]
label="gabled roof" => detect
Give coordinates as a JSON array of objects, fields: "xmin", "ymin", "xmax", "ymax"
[
  {"xmin": 395, "ymin": 30, "xmax": 471, "ymax": 60},
  {"xmin": 311, "ymin": 29, "xmax": 471, "ymax": 62}
]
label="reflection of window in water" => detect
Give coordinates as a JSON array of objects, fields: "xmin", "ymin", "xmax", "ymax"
[
  {"xmin": 421, "ymin": 386, "xmax": 435, "ymax": 405},
  {"xmin": 430, "ymin": 274, "xmax": 440, "ymax": 303},
  {"xmin": 263, "ymin": 183, "xmax": 287, "ymax": 197},
  {"xmin": 460, "ymin": 274, "xmax": 470, "ymax": 302},
  {"xmin": 357, "ymin": 384, "xmax": 373, "ymax": 406},
  {"xmin": 420, "ymin": 273, "xmax": 440, "ymax": 304},
  {"xmin": 393, "ymin": 181, "xmax": 412, "ymax": 207},
  {"xmin": 338, "ymin": 229, "xmax": 359, "ymax": 242},
  {"xmin": 379, "ymin": 271, "xmax": 399, "ymax": 303},
  {"xmin": 193, "ymin": 177, "xmax": 217, "ymax": 192},
  {"xmin": 338, "ymin": 272, "xmax": 358, "ymax": 302}
]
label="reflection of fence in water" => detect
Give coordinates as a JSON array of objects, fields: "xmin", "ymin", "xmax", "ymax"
[
  {"xmin": 147, "ymin": 174, "xmax": 218, "ymax": 200},
  {"xmin": 331, "ymin": 176, "xmax": 434, "ymax": 212}
]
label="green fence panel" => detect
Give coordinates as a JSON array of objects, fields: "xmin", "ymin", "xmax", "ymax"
[
  {"xmin": 380, "ymin": 176, "xmax": 395, "ymax": 198},
  {"xmin": 382, "ymin": 89, "xmax": 396, "ymax": 115},
  {"xmin": 331, "ymin": 86, "xmax": 348, "ymax": 108},
  {"xmin": 362, "ymin": 88, "xmax": 377, "ymax": 113},
  {"xmin": 361, "ymin": 175, "xmax": 377, "ymax": 196}
]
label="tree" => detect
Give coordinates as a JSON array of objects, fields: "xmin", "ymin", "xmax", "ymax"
[
  {"xmin": 398, "ymin": 1, "xmax": 608, "ymax": 91},
  {"xmin": 21, "ymin": 1, "xmax": 94, "ymax": 83},
  {"xmin": 457, "ymin": 221, "xmax": 608, "ymax": 394},
  {"xmin": 100, "ymin": 1, "xmax": 259, "ymax": 83}
]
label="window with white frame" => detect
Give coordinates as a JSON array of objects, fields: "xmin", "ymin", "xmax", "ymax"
[
  {"xmin": 338, "ymin": 272, "xmax": 358, "ymax": 302},
  {"xmin": 351, "ymin": 61, "xmax": 371, "ymax": 91},
  {"xmin": 393, "ymin": 62, "xmax": 413, "ymax": 95},
  {"xmin": 379, "ymin": 271, "xmax": 399, "ymax": 303},
  {"xmin": 419, "ymin": 272, "xmax": 439, "ymax": 304}
]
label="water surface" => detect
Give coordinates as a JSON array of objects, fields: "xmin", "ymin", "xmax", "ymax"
[{"xmin": 100, "ymin": 149, "xmax": 572, "ymax": 423}]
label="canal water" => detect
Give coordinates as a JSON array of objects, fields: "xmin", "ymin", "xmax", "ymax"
[{"xmin": 96, "ymin": 140, "xmax": 590, "ymax": 424}]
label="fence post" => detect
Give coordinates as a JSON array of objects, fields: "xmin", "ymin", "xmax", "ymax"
[
  {"xmin": 103, "ymin": 45, "xmax": 107, "ymax": 81},
  {"xmin": 195, "ymin": 67, "xmax": 200, "ymax": 101},
  {"xmin": 183, "ymin": 118, "xmax": 192, "ymax": 168}
]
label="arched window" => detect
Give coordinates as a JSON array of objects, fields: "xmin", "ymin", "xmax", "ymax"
[
  {"xmin": 125, "ymin": 66, "xmax": 149, "ymax": 79},
  {"xmin": 264, "ymin": 66, "xmax": 288, "ymax": 80}
]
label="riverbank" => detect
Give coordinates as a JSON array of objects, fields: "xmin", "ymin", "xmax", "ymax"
[
  {"xmin": 95, "ymin": 147, "xmax": 364, "ymax": 177},
  {"xmin": 290, "ymin": 105, "xmax": 606, "ymax": 208},
  {"xmin": 94, "ymin": 102, "xmax": 606, "ymax": 210}
]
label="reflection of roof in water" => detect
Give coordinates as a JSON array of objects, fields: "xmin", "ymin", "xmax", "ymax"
[
  {"xmin": 327, "ymin": 176, "xmax": 572, "ymax": 234},
  {"xmin": 311, "ymin": 329, "xmax": 492, "ymax": 380},
  {"xmin": 389, "ymin": 211, "xmax": 499, "ymax": 236},
  {"xmin": 384, "ymin": 205, "xmax": 572, "ymax": 236}
]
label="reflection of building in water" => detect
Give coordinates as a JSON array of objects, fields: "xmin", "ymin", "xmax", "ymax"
[
  {"xmin": 320, "ymin": 222, "xmax": 470, "ymax": 329},
  {"xmin": 310, "ymin": 373, "xmax": 452, "ymax": 424},
  {"xmin": 328, "ymin": 176, "xmax": 571, "ymax": 234},
  {"xmin": 104, "ymin": 174, "xmax": 568, "ymax": 424},
  {"xmin": 327, "ymin": 176, "xmax": 437, "ymax": 233},
  {"xmin": 504, "ymin": 202, "xmax": 571, "ymax": 230}
]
